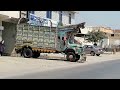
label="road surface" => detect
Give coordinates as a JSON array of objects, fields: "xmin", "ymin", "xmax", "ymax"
[{"xmin": 7, "ymin": 59, "xmax": 120, "ymax": 79}]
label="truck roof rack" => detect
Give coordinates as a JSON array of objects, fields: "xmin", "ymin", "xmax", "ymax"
[
  {"xmin": 58, "ymin": 22, "xmax": 85, "ymax": 33},
  {"xmin": 58, "ymin": 22, "xmax": 85, "ymax": 29}
]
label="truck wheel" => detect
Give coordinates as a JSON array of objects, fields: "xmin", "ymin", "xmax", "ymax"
[
  {"xmin": 66, "ymin": 52, "xmax": 76, "ymax": 62},
  {"xmin": 32, "ymin": 51, "xmax": 40, "ymax": 58},
  {"xmin": 90, "ymin": 51, "xmax": 95, "ymax": 56},
  {"xmin": 96, "ymin": 54, "xmax": 100, "ymax": 56},
  {"xmin": 23, "ymin": 48, "xmax": 33, "ymax": 58},
  {"xmin": 75, "ymin": 54, "xmax": 80, "ymax": 61}
]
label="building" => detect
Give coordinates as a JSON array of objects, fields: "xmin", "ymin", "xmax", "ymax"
[
  {"xmin": 113, "ymin": 29, "xmax": 120, "ymax": 33},
  {"xmin": 0, "ymin": 11, "xmax": 20, "ymax": 55},
  {"xmin": 76, "ymin": 26, "xmax": 114, "ymax": 47},
  {"xmin": 19, "ymin": 11, "xmax": 77, "ymax": 25},
  {"xmin": 0, "ymin": 11, "xmax": 20, "ymax": 41},
  {"xmin": 26, "ymin": 11, "xmax": 77, "ymax": 25},
  {"xmin": 108, "ymin": 29, "xmax": 120, "ymax": 46}
]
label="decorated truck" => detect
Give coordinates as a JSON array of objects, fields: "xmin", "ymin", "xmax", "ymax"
[{"xmin": 15, "ymin": 17, "xmax": 86, "ymax": 62}]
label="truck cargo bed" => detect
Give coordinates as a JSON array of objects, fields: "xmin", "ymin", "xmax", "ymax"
[{"xmin": 15, "ymin": 24, "xmax": 58, "ymax": 50}]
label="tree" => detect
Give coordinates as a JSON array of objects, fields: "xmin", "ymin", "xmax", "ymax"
[{"xmin": 86, "ymin": 30, "xmax": 107, "ymax": 45}]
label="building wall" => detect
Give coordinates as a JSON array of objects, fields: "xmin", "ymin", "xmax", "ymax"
[
  {"xmin": 0, "ymin": 30, "xmax": 2, "ymax": 41},
  {"xmin": 35, "ymin": 11, "xmax": 46, "ymax": 18},
  {"xmin": 0, "ymin": 11, "xmax": 19, "ymax": 18},
  {"xmin": 114, "ymin": 30, "xmax": 120, "ymax": 33},
  {"xmin": 100, "ymin": 27, "xmax": 113, "ymax": 34},
  {"xmin": 2, "ymin": 21, "xmax": 16, "ymax": 55},
  {"xmin": 71, "ymin": 12, "xmax": 75, "ymax": 24},
  {"xmin": 62, "ymin": 11, "xmax": 69, "ymax": 25},
  {"xmin": 108, "ymin": 33, "xmax": 120, "ymax": 46},
  {"xmin": 51, "ymin": 11, "xmax": 59, "ymax": 22},
  {"xmin": 0, "ymin": 21, "xmax": 2, "ymax": 41},
  {"xmin": 80, "ymin": 26, "xmax": 114, "ymax": 47},
  {"xmin": 34, "ymin": 11, "xmax": 75, "ymax": 25}
]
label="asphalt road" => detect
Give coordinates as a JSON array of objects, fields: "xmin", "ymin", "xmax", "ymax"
[{"xmin": 8, "ymin": 59, "xmax": 120, "ymax": 79}]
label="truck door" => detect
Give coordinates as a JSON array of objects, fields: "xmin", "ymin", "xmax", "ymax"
[{"xmin": 57, "ymin": 31, "xmax": 67, "ymax": 51}]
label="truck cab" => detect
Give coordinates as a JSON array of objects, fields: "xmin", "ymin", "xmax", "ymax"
[{"xmin": 57, "ymin": 23, "xmax": 86, "ymax": 62}]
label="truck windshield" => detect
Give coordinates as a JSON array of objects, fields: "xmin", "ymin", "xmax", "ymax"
[
  {"xmin": 69, "ymin": 38, "xmax": 80, "ymax": 44},
  {"xmin": 69, "ymin": 38, "xmax": 74, "ymax": 44}
]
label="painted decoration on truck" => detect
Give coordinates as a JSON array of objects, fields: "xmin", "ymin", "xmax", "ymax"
[{"xmin": 28, "ymin": 13, "xmax": 58, "ymax": 27}]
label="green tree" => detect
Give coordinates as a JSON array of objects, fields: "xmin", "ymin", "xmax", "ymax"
[{"xmin": 86, "ymin": 30, "xmax": 107, "ymax": 44}]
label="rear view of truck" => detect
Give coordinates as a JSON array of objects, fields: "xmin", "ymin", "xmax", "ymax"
[{"xmin": 15, "ymin": 18, "xmax": 58, "ymax": 58}]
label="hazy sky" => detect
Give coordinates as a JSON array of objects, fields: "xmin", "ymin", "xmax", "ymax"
[{"xmin": 75, "ymin": 11, "xmax": 120, "ymax": 29}]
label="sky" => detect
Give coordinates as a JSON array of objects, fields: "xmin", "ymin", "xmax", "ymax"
[{"xmin": 75, "ymin": 11, "xmax": 120, "ymax": 29}]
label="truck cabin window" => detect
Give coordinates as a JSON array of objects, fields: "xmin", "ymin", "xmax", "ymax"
[
  {"xmin": 69, "ymin": 36, "xmax": 74, "ymax": 44},
  {"xmin": 69, "ymin": 36, "xmax": 80, "ymax": 44}
]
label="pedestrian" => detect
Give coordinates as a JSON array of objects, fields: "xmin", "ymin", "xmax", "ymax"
[{"xmin": 0, "ymin": 40, "xmax": 5, "ymax": 56}]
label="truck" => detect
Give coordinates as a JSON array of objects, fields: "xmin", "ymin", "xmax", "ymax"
[{"xmin": 15, "ymin": 17, "xmax": 86, "ymax": 62}]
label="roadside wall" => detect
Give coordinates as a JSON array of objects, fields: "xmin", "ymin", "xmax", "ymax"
[{"xmin": 2, "ymin": 21, "xmax": 16, "ymax": 55}]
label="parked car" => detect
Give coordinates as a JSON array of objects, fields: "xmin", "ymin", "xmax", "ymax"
[{"xmin": 83, "ymin": 45, "xmax": 104, "ymax": 56}]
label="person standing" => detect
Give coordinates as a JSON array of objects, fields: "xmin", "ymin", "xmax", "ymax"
[{"xmin": 0, "ymin": 40, "xmax": 5, "ymax": 56}]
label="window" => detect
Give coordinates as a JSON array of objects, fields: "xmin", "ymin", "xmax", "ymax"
[
  {"xmin": 87, "ymin": 45, "xmax": 93, "ymax": 49},
  {"xmin": 69, "ymin": 13, "xmax": 71, "ymax": 24},
  {"xmin": 46, "ymin": 11, "xmax": 52, "ymax": 19},
  {"xmin": 111, "ymin": 34, "xmax": 114, "ymax": 37},
  {"xmin": 27, "ymin": 11, "xmax": 35, "ymax": 18},
  {"xmin": 59, "ymin": 11, "xmax": 62, "ymax": 23},
  {"xmin": 29, "ymin": 11, "xmax": 34, "ymax": 14}
]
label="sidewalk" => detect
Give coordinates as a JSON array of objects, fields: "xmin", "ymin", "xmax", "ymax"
[{"xmin": 0, "ymin": 52, "xmax": 120, "ymax": 78}]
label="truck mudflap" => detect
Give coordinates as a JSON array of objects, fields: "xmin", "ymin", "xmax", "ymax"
[{"xmin": 78, "ymin": 53, "xmax": 86, "ymax": 63}]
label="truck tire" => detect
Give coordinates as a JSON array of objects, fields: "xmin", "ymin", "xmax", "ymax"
[
  {"xmin": 75, "ymin": 54, "xmax": 80, "ymax": 61},
  {"xmin": 23, "ymin": 48, "xmax": 33, "ymax": 58},
  {"xmin": 66, "ymin": 52, "xmax": 76, "ymax": 62},
  {"xmin": 90, "ymin": 51, "xmax": 95, "ymax": 56},
  {"xmin": 32, "ymin": 51, "xmax": 40, "ymax": 58}
]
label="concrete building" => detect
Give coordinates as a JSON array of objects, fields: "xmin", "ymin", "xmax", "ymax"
[
  {"xmin": 77, "ymin": 26, "xmax": 114, "ymax": 47},
  {"xmin": 0, "ymin": 11, "xmax": 20, "ymax": 41},
  {"xmin": 18, "ymin": 11, "xmax": 77, "ymax": 25},
  {"xmin": 108, "ymin": 30, "xmax": 120, "ymax": 46},
  {"xmin": 93, "ymin": 26, "xmax": 113, "ymax": 48},
  {"xmin": 0, "ymin": 11, "xmax": 20, "ymax": 55},
  {"xmin": 28, "ymin": 11, "xmax": 77, "ymax": 25}
]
